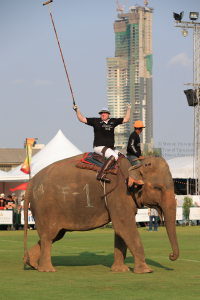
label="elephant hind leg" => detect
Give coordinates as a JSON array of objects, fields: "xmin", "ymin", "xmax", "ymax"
[
  {"xmin": 24, "ymin": 229, "xmax": 67, "ymax": 272},
  {"xmin": 38, "ymin": 237, "xmax": 56, "ymax": 272},
  {"xmin": 52, "ymin": 228, "xmax": 67, "ymax": 243},
  {"xmin": 23, "ymin": 241, "xmax": 41, "ymax": 270}
]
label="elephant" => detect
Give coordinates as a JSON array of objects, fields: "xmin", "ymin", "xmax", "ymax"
[{"xmin": 23, "ymin": 154, "xmax": 179, "ymax": 273}]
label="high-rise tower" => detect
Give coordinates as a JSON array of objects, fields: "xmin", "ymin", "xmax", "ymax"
[{"xmin": 107, "ymin": 3, "xmax": 153, "ymax": 149}]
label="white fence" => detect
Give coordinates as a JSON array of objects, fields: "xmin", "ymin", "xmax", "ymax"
[
  {"xmin": 0, "ymin": 207, "xmax": 199, "ymax": 225},
  {"xmin": 189, "ymin": 207, "xmax": 200, "ymax": 220},
  {"xmin": 0, "ymin": 210, "xmax": 13, "ymax": 224},
  {"xmin": 20, "ymin": 210, "xmax": 35, "ymax": 224},
  {"xmin": 0, "ymin": 210, "xmax": 35, "ymax": 225}
]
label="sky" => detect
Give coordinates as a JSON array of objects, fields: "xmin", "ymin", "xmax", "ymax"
[{"xmin": 0, "ymin": 0, "xmax": 199, "ymax": 154}]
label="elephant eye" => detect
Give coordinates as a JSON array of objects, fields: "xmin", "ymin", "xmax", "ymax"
[{"xmin": 145, "ymin": 163, "xmax": 151, "ymax": 167}]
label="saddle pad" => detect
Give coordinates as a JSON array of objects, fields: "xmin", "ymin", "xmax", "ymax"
[
  {"xmin": 75, "ymin": 152, "xmax": 118, "ymax": 174},
  {"xmin": 83, "ymin": 152, "xmax": 116, "ymax": 168}
]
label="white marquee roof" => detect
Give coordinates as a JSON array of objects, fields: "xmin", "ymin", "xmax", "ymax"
[
  {"xmin": 167, "ymin": 156, "xmax": 195, "ymax": 179},
  {"xmin": 0, "ymin": 130, "xmax": 82, "ymax": 182},
  {"xmin": 0, "ymin": 170, "xmax": 6, "ymax": 176}
]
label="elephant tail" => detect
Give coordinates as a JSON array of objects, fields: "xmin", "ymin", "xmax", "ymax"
[{"xmin": 23, "ymin": 179, "xmax": 33, "ymax": 268}]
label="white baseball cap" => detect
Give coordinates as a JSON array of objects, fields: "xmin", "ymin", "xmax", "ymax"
[{"xmin": 98, "ymin": 107, "xmax": 110, "ymax": 114}]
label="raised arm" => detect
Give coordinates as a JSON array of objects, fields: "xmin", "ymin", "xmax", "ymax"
[
  {"xmin": 123, "ymin": 103, "xmax": 131, "ymax": 123},
  {"xmin": 73, "ymin": 105, "xmax": 87, "ymax": 124}
]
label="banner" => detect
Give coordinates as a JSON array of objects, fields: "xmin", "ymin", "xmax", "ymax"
[
  {"xmin": 135, "ymin": 208, "xmax": 183, "ymax": 222},
  {"xmin": 136, "ymin": 208, "xmax": 149, "ymax": 222},
  {"xmin": 20, "ymin": 138, "xmax": 35, "ymax": 174},
  {"xmin": 21, "ymin": 210, "xmax": 35, "ymax": 225},
  {"xmin": 0, "ymin": 211, "xmax": 13, "ymax": 224},
  {"xmin": 189, "ymin": 207, "xmax": 200, "ymax": 220},
  {"xmin": 176, "ymin": 207, "xmax": 183, "ymax": 221}
]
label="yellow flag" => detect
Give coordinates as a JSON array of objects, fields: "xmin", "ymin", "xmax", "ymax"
[{"xmin": 20, "ymin": 138, "xmax": 35, "ymax": 174}]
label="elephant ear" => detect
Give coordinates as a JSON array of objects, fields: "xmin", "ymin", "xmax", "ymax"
[
  {"xmin": 128, "ymin": 164, "xmax": 143, "ymax": 171},
  {"xmin": 127, "ymin": 164, "xmax": 144, "ymax": 187},
  {"xmin": 128, "ymin": 160, "xmax": 153, "ymax": 181}
]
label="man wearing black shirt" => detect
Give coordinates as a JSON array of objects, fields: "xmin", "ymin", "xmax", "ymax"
[
  {"xmin": 127, "ymin": 120, "xmax": 145, "ymax": 165},
  {"xmin": 126, "ymin": 120, "xmax": 145, "ymax": 186},
  {"xmin": 74, "ymin": 105, "xmax": 131, "ymax": 182}
]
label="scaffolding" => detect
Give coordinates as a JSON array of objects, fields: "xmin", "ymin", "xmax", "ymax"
[{"xmin": 174, "ymin": 20, "xmax": 200, "ymax": 194}]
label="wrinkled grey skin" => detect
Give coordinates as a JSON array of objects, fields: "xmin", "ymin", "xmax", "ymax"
[{"xmin": 23, "ymin": 155, "xmax": 179, "ymax": 273}]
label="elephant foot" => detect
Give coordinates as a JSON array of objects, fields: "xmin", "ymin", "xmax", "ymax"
[
  {"xmin": 23, "ymin": 253, "xmax": 38, "ymax": 270},
  {"xmin": 111, "ymin": 263, "xmax": 130, "ymax": 272},
  {"xmin": 134, "ymin": 262, "xmax": 153, "ymax": 274},
  {"xmin": 38, "ymin": 265, "xmax": 56, "ymax": 272}
]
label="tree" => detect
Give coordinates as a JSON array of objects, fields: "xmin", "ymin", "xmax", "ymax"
[
  {"xmin": 183, "ymin": 196, "xmax": 193, "ymax": 221},
  {"xmin": 142, "ymin": 150, "xmax": 160, "ymax": 157}
]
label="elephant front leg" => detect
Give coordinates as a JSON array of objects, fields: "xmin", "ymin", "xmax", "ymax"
[
  {"xmin": 123, "ymin": 228, "xmax": 153, "ymax": 274},
  {"xmin": 38, "ymin": 237, "xmax": 56, "ymax": 272},
  {"xmin": 111, "ymin": 207, "xmax": 153, "ymax": 274},
  {"xmin": 111, "ymin": 233, "xmax": 130, "ymax": 272}
]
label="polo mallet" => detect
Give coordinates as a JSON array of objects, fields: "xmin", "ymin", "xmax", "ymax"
[{"xmin": 43, "ymin": 0, "xmax": 76, "ymax": 108}]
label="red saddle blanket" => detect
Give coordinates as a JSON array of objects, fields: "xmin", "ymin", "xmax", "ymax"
[{"xmin": 75, "ymin": 152, "xmax": 118, "ymax": 175}]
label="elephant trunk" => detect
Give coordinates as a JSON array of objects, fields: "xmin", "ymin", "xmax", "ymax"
[{"xmin": 162, "ymin": 190, "xmax": 179, "ymax": 261}]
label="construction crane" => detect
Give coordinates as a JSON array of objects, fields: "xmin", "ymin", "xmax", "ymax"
[{"xmin": 116, "ymin": 0, "xmax": 128, "ymax": 14}]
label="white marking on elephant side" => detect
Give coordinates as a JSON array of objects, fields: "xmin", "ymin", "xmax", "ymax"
[
  {"xmin": 33, "ymin": 184, "xmax": 44, "ymax": 199},
  {"xmin": 72, "ymin": 192, "xmax": 79, "ymax": 195},
  {"xmin": 83, "ymin": 184, "xmax": 94, "ymax": 207},
  {"xmin": 62, "ymin": 187, "xmax": 71, "ymax": 201}
]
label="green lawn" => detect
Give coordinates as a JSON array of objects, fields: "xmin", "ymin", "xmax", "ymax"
[{"xmin": 0, "ymin": 226, "xmax": 199, "ymax": 300}]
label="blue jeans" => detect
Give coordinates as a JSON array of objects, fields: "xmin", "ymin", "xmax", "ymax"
[
  {"xmin": 149, "ymin": 216, "xmax": 158, "ymax": 231},
  {"xmin": 127, "ymin": 155, "xmax": 140, "ymax": 166}
]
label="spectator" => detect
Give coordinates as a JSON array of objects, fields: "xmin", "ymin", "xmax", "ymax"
[
  {"xmin": 20, "ymin": 194, "xmax": 32, "ymax": 230},
  {"xmin": 0, "ymin": 193, "xmax": 6, "ymax": 209},
  {"xmin": 11, "ymin": 193, "xmax": 19, "ymax": 207},
  {"xmin": 148, "ymin": 208, "xmax": 159, "ymax": 232},
  {"xmin": 20, "ymin": 194, "xmax": 30, "ymax": 210},
  {"xmin": 11, "ymin": 193, "xmax": 20, "ymax": 229},
  {"xmin": 174, "ymin": 194, "xmax": 179, "ymax": 225},
  {"xmin": 6, "ymin": 195, "xmax": 15, "ymax": 210},
  {"xmin": 5, "ymin": 195, "xmax": 15, "ymax": 230},
  {"xmin": 175, "ymin": 194, "xmax": 178, "ymax": 206}
]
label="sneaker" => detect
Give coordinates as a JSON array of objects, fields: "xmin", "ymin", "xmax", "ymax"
[
  {"xmin": 154, "ymin": 229, "xmax": 158, "ymax": 231},
  {"xmin": 148, "ymin": 229, "xmax": 152, "ymax": 232}
]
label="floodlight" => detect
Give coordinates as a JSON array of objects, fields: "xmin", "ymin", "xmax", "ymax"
[
  {"xmin": 189, "ymin": 12, "xmax": 199, "ymax": 21},
  {"xmin": 173, "ymin": 11, "xmax": 184, "ymax": 22},
  {"xmin": 184, "ymin": 89, "xmax": 198, "ymax": 106},
  {"xmin": 182, "ymin": 29, "xmax": 188, "ymax": 37}
]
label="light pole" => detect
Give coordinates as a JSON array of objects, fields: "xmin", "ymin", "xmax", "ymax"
[{"xmin": 174, "ymin": 12, "xmax": 200, "ymax": 195}]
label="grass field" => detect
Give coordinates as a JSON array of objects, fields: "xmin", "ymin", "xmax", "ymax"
[{"xmin": 0, "ymin": 226, "xmax": 199, "ymax": 300}]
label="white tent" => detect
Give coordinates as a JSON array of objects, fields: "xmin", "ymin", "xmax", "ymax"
[
  {"xmin": 167, "ymin": 156, "xmax": 195, "ymax": 179},
  {"xmin": 0, "ymin": 130, "xmax": 82, "ymax": 182},
  {"xmin": 0, "ymin": 170, "xmax": 6, "ymax": 176}
]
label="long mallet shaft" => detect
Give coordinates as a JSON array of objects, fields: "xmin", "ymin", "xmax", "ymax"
[{"xmin": 43, "ymin": 1, "xmax": 76, "ymax": 106}]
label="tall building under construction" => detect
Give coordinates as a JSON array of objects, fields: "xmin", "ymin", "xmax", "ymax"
[{"xmin": 107, "ymin": 3, "xmax": 153, "ymax": 149}]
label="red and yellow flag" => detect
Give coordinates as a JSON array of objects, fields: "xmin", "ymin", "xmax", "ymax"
[{"xmin": 20, "ymin": 138, "xmax": 35, "ymax": 174}]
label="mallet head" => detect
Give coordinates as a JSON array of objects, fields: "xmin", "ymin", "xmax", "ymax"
[{"xmin": 43, "ymin": 0, "xmax": 53, "ymax": 6}]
